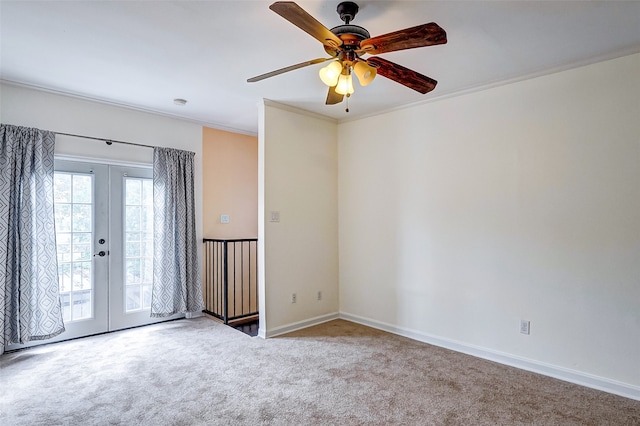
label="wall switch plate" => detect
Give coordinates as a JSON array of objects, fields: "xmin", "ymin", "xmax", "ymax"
[
  {"xmin": 220, "ymin": 214, "xmax": 230, "ymax": 224},
  {"xmin": 291, "ymin": 293, "xmax": 297, "ymax": 304},
  {"xmin": 270, "ymin": 211, "xmax": 280, "ymax": 223},
  {"xmin": 317, "ymin": 291, "xmax": 322, "ymax": 301},
  {"xmin": 520, "ymin": 319, "xmax": 530, "ymax": 335}
]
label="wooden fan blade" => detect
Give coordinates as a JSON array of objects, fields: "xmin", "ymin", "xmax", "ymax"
[
  {"xmin": 270, "ymin": 2, "xmax": 343, "ymax": 48},
  {"xmin": 367, "ymin": 57, "xmax": 437, "ymax": 94},
  {"xmin": 325, "ymin": 86, "xmax": 344, "ymax": 105},
  {"xmin": 247, "ymin": 58, "xmax": 332, "ymax": 83},
  {"xmin": 359, "ymin": 23, "xmax": 446, "ymax": 55}
]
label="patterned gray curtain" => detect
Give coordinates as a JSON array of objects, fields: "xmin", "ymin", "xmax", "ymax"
[
  {"xmin": 0, "ymin": 124, "xmax": 65, "ymax": 354},
  {"xmin": 151, "ymin": 147, "xmax": 203, "ymax": 317}
]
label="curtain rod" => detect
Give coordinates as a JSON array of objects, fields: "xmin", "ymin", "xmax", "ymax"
[{"xmin": 55, "ymin": 131, "xmax": 155, "ymax": 149}]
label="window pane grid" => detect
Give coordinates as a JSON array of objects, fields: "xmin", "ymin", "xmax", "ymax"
[
  {"xmin": 54, "ymin": 172, "xmax": 94, "ymax": 323},
  {"xmin": 125, "ymin": 177, "xmax": 153, "ymax": 312}
]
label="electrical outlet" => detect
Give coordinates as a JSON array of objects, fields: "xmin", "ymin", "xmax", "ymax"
[
  {"xmin": 291, "ymin": 293, "xmax": 297, "ymax": 304},
  {"xmin": 520, "ymin": 319, "xmax": 530, "ymax": 335},
  {"xmin": 220, "ymin": 214, "xmax": 230, "ymax": 224},
  {"xmin": 317, "ymin": 291, "xmax": 322, "ymax": 301}
]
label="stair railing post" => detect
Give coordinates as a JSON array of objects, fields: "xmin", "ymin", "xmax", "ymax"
[{"xmin": 223, "ymin": 240, "xmax": 229, "ymax": 324}]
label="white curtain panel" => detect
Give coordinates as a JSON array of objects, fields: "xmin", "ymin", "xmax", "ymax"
[
  {"xmin": 151, "ymin": 147, "xmax": 203, "ymax": 317},
  {"xmin": 0, "ymin": 124, "xmax": 65, "ymax": 354}
]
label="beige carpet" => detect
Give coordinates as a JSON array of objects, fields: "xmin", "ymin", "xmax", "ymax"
[{"xmin": 1, "ymin": 317, "xmax": 638, "ymax": 425}]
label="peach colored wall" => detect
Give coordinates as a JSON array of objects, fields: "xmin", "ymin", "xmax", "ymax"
[{"xmin": 202, "ymin": 127, "xmax": 258, "ymax": 239}]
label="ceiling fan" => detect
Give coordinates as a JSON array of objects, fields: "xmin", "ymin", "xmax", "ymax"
[{"xmin": 247, "ymin": 1, "xmax": 447, "ymax": 109}]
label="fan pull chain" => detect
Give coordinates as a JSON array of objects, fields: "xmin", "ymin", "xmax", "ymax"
[{"xmin": 345, "ymin": 94, "xmax": 350, "ymax": 113}]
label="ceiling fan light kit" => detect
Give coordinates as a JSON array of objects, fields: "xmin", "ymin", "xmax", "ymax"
[
  {"xmin": 335, "ymin": 71, "xmax": 354, "ymax": 96},
  {"xmin": 319, "ymin": 60, "xmax": 343, "ymax": 86},
  {"xmin": 248, "ymin": 1, "xmax": 447, "ymax": 110},
  {"xmin": 353, "ymin": 60, "xmax": 376, "ymax": 86}
]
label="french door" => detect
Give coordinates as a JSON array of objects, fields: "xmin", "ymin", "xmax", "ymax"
[
  {"xmin": 53, "ymin": 160, "xmax": 109, "ymax": 339},
  {"xmin": 23, "ymin": 159, "xmax": 176, "ymax": 346}
]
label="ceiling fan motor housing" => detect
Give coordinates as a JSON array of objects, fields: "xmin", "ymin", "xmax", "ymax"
[
  {"xmin": 325, "ymin": 23, "xmax": 370, "ymax": 58},
  {"xmin": 324, "ymin": 24, "xmax": 370, "ymax": 58}
]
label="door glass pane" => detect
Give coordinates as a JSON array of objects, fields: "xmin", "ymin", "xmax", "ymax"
[
  {"xmin": 124, "ymin": 178, "xmax": 154, "ymax": 312},
  {"xmin": 54, "ymin": 172, "xmax": 94, "ymax": 322},
  {"xmin": 73, "ymin": 175, "xmax": 92, "ymax": 203}
]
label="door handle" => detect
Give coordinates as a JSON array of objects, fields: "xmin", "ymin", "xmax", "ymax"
[{"xmin": 94, "ymin": 251, "xmax": 107, "ymax": 257}]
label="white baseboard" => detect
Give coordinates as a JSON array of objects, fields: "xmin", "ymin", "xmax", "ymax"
[
  {"xmin": 257, "ymin": 327, "xmax": 267, "ymax": 339},
  {"xmin": 339, "ymin": 312, "xmax": 640, "ymax": 401},
  {"xmin": 263, "ymin": 312, "xmax": 340, "ymax": 338}
]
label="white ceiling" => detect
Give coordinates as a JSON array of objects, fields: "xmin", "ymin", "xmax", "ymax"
[{"xmin": 2, "ymin": 1, "xmax": 640, "ymax": 135}]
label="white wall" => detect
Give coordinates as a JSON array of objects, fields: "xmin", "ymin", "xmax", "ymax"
[
  {"xmin": 258, "ymin": 101, "xmax": 339, "ymax": 336},
  {"xmin": 0, "ymin": 83, "xmax": 204, "ymax": 280},
  {"xmin": 338, "ymin": 53, "xmax": 640, "ymax": 395}
]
